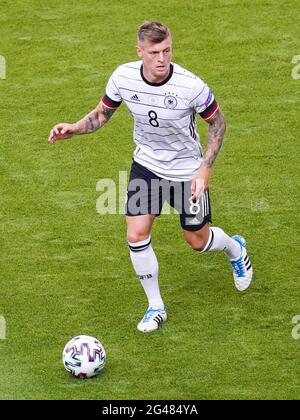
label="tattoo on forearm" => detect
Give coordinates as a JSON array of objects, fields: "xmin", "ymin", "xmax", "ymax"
[
  {"xmin": 102, "ymin": 105, "xmax": 116, "ymax": 121},
  {"xmin": 75, "ymin": 104, "xmax": 117, "ymax": 135},
  {"xmin": 87, "ymin": 116, "xmax": 96, "ymax": 131},
  {"xmin": 204, "ymin": 111, "xmax": 226, "ymax": 168},
  {"xmin": 84, "ymin": 110, "xmax": 101, "ymax": 133}
]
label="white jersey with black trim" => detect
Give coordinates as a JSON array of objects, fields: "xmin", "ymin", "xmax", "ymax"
[{"xmin": 102, "ymin": 61, "xmax": 219, "ymax": 181}]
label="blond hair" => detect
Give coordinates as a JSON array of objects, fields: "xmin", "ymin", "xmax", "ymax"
[{"xmin": 138, "ymin": 21, "xmax": 171, "ymax": 44}]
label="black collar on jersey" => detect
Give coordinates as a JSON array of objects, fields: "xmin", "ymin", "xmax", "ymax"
[{"xmin": 140, "ymin": 63, "xmax": 174, "ymax": 86}]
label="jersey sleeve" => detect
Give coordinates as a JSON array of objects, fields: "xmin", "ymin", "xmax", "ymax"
[
  {"xmin": 101, "ymin": 68, "xmax": 123, "ymax": 109},
  {"xmin": 190, "ymin": 78, "xmax": 219, "ymax": 120}
]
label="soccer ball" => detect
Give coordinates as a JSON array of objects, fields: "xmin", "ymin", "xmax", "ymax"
[{"xmin": 62, "ymin": 335, "xmax": 106, "ymax": 378}]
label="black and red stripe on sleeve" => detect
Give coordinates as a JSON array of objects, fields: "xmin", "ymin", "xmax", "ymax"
[
  {"xmin": 199, "ymin": 99, "xmax": 219, "ymax": 120},
  {"xmin": 101, "ymin": 94, "xmax": 122, "ymax": 109}
]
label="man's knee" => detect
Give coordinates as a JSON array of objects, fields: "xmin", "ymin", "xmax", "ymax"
[
  {"xmin": 185, "ymin": 236, "xmax": 207, "ymax": 251},
  {"xmin": 126, "ymin": 215, "xmax": 154, "ymax": 244},
  {"xmin": 183, "ymin": 227, "xmax": 210, "ymax": 251},
  {"xmin": 127, "ymin": 231, "xmax": 150, "ymax": 244}
]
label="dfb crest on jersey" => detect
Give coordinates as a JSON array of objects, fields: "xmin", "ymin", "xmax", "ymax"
[{"xmin": 164, "ymin": 95, "xmax": 177, "ymax": 109}]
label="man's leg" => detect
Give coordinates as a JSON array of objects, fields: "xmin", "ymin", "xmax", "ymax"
[
  {"xmin": 183, "ymin": 224, "xmax": 240, "ymax": 257},
  {"xmin": 183, "ymin": 224, "xmax": 253, "ymax": 291},
  {"xmin": 177, "ymin": 181, "xmax": 253, "ymax": 291},
  {"xmin": 126, "ymin": 214, "xmax": 167, "ymax": 332}
]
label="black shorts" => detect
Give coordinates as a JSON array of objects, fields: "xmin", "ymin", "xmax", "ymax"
[{"xmin": 125, "ymin": 161, "xmax": 212, "ymax": 232}]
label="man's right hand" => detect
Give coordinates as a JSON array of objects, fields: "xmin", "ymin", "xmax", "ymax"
[{"xmin": 48, "ymin": 123, "xmax": 75, "ymax": 144}]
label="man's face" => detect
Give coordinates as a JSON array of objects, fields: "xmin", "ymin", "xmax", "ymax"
[{"xmin": 136, "ymin": 36, "xmax": 172, "ymax": 82}]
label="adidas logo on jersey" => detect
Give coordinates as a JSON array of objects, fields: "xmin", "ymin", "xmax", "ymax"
[{"xmin": 130, "ymin": 94, "xmax": 140, "ymax": 101}]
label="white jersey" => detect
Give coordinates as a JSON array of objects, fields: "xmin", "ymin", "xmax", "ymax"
[{"xmin": 102, "ymin": 61, "xmax": 219, "ymax": 181}]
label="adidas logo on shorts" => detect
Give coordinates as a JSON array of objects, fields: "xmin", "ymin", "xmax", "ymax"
[{"xmin": 186, "ymin": 217, "xmax": 201, "ymax": 225}]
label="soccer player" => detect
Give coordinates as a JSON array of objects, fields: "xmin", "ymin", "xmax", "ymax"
[{"xmin": 48, "ymin": 22, "xmax": 253, "ymax": 333}]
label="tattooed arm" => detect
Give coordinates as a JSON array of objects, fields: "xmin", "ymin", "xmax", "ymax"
[
  {"xmin": 73, "ymin": 101, "xmax": 117, "ymax": 135},
  {"xmin": 203, "ymin": 108, "xmax": 226, "ymax": 168},
  {"xmin": 48, "ymin": 101, "xmax": 117, "ymax": 143},
  {"xmin": 190, "ymin": 108, "xmax": 226, "ymax": 201}
]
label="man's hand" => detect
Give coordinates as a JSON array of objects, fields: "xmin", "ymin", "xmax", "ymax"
[
  {"xmin": 190, "ymin": 163, "xmax": 212, "ymax": 201},
  {"xmin": 48, "ymin": 123, "xmax": 75, "ymax": 144}
]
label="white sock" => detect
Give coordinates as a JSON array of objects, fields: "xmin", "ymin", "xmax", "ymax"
[
  {"xmin": 128, "ymin": 236, "xmax": 164, "ymax": 309},
  {"xmin": 202, "ymin": 227, "xmax": 241, "ymax": 260}
]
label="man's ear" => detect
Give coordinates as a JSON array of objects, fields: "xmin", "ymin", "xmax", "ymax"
[{"xmin": 136, "ymin": 46, "xmax": 142, "ymax": 59}]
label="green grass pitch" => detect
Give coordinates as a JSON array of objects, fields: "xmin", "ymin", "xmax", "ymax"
[{"xmin": 0, "ymin": 0, "xmax": 299, "ymax": 400}]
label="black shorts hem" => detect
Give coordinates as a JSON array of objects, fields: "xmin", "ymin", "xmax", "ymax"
[{"xmin": 180, "ymin": 215, "xmax": 212, "ymax": 232}]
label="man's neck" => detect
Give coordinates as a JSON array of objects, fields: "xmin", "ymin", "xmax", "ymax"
[{"xmin": 141, "ymin": 64, "xmax": 173, "ymax": 85}]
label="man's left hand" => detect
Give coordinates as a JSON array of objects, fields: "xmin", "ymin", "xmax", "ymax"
[{"xmin": 190, "ymin": 163, "xmax": 212, "ymax": 202}]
